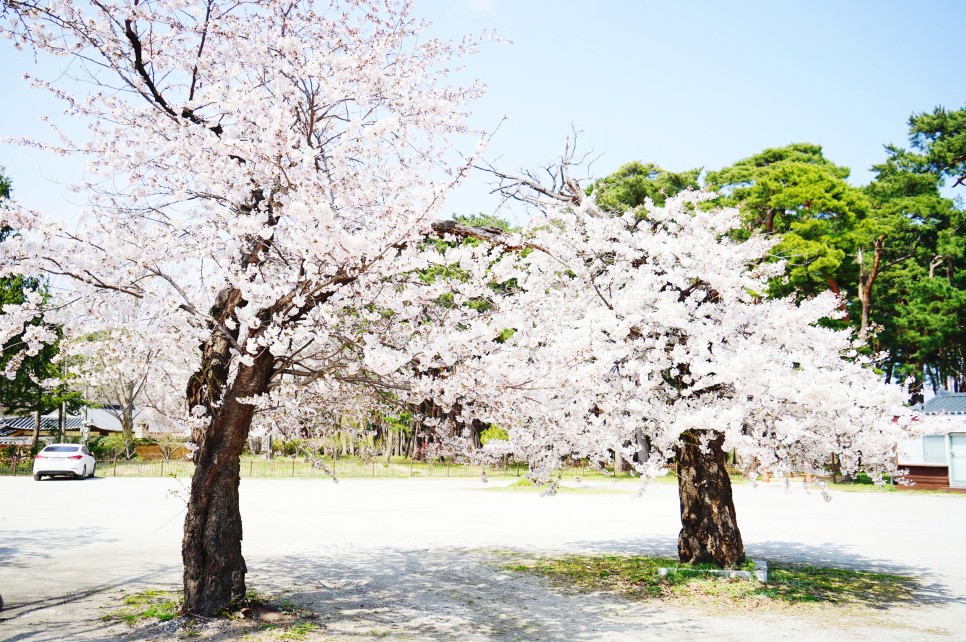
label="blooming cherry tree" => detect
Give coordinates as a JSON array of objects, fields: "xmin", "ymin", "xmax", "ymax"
[
  {"xmin": 420, "ymin": 185, "xmax": 916, "ymax": 567},
  {"xmin": 64, "ymin": 295, "xmax": 193, "ymax": 441},
  {"xmin": 1, "ymin": 0, "xmax": 488, "ymax": 615}
]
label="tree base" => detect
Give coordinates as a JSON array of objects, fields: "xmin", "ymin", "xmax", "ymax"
[{"xmin": 677, "ymin": 430, "xmax": 745, "ymax": 567}]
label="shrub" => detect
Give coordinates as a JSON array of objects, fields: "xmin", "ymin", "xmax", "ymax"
[
  {"xmin": 480, "ymin": 425, "xmax": 509, "ymax": 445},
  {"xmin": 88, "ymin": 435, "xmax": 142, "ymax": 460}
]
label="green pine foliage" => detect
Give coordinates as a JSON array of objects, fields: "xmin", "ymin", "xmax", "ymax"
[
  {"xmin": 588, "ymin": 162, "xmax": 701, "ymax": 212},
  {"xmin": 593, "ymin": 108, "xmax": 965, "ymax": 398}
]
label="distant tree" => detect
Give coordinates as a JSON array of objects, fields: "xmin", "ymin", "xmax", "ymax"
[
  {"xmin": 908, "ymin": 104, "xmax": 966, "ymax": 189},
  {"xmin": 0, "ymin": 169, "xmax": 82, "ymax": 436},
  {"xmin": 705, "ymin": 144, "xmax": 868, "ymax": 299},
  {"xmin": 861, "ymin": 109, "xmax": 966, "ymax": 399},
  {"xmin": 65, "ymin": 296, "xmax": 190, "ymax": 446},
  {"xmin": 453, "ymin": 212, "xmax": 517, "ymax": 232},
  {"xmin": 588, "ymin": 161, "xmax": 701, "ymax": 212}
]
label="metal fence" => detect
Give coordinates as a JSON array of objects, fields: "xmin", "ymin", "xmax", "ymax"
[{"xmin": 0, "ymin": 457, "xmax": 553, "ymax": 480}]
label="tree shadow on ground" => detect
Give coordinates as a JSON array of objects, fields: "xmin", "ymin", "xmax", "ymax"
[
  {"xmin": 246, "ymin": 547, "xmax": 707, "ymax": 642},
  {"xmin": 0, "ymin": 572, "xmax": 181, "ymax": 642},
  {"xmin": 238, "ymin": 537, "xmax": 962, "ymax": 641}
]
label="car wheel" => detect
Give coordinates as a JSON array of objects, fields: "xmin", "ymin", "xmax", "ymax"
[
  {"xmin": 89, "ymin": 463, "xmax": 96, "ymax": 478},
  {"xmin": 33, "ymin": 473, "xmax": 42, "ymax": 481},
  {"xmin": 76, "ymin": 467, "xmax": 85, "ymax": 480}
]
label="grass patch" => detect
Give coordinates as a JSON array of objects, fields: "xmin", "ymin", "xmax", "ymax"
[
  {"xmin": 100, "ymin": 587, "xmax": 324, "ymax": 640},
  {"xmin": 277, "ymin": 620, "xmax": 319, "ymax": 640},
  {"xmin": 763, "ymin": 564, "xmax": 917, "ymax": 605},
  {"xmin": 102, "ymin": 588, "xmax": 181, "ymax": 625},
  {"xmin": 508, "ymin": 554, "xmax": 919, "ymax": 611},
  {"xmin": 484, "ymin": 476, "xmax": 654, "ymax": 495}
]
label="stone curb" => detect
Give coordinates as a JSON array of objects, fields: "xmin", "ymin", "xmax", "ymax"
[{"xmin": 658, "ymin": 560, "xmax": 768, "ymax": 582}]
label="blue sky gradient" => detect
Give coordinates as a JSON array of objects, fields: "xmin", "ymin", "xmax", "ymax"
[{"xmin": 1, "ymin": 0, "xmax": 964, "ymax": 225}]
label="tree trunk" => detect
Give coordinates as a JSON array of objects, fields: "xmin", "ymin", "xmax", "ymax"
[
  {"xmin": 676, "ymin": 430, "xmax": 745, "ymax": 567},
  {"xmin": 634, "ymin": 427, "xmax": 648, "ymax": 464},
  {"xmin": 121, "ymin": 380, "xmax": 136, "ymax": 442},
  {"xmin": 182, "ymin": 348, "xmax": 274, "ymax": 615},
  {"xmin": 764, "ymin": 208, "xmax": 776, "ymax": 234},
  {"xmin": 908, "ymin": 375, "xmax": 924, "ymax": 406},
  {"xmin": 31, "ymin": 409, "xmax": 41, "ymax": 451},
  {"xmin": 856, "ymin": 236, "xmax": 885, "ymax": 341}
]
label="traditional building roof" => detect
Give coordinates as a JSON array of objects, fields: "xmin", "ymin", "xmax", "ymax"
[
  {"xmin": 0, "ymin": 407, "xmax": 128, "ymax": 433},
  {"xmin": 920, "ymin": 392, "xmax": 966, "ymax": 415},
  {"xmin": 0, "ymin": 415, "xmax": 85, "ymax": 431}
]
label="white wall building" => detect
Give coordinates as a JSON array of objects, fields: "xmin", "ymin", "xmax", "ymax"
[{"xmin": 898, "ymin": 391, "xmax": 966, "ymax": 489}]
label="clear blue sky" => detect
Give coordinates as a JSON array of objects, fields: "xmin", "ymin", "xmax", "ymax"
[{"xmin": 2, "ymin": 0, "xmax": 964, "ymax": 226}]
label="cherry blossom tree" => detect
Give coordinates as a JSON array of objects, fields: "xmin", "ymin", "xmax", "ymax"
[
  {"xmin": 0, "ymin": 0, "xmax": 488, "ymax": 615},
  {"xmin": 419, "ymin": 165, "xmax": 917, "ymax": 567}
]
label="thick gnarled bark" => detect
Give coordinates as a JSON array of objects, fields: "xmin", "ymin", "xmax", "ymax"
[
  {"xmin": 182, "ymin": 346, "xmax": 274, "ymax": 615},
  {"xmin": 676, "ymin": 430, "xmax": 745, "ymax": 567}
]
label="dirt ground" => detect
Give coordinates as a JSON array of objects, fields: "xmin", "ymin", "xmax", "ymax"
[{"xmin": 1, "ymin": 475, "xmax": 964, "ymax": 641}]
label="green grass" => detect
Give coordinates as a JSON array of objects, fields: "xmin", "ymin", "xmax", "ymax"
[
  {"xmin": 277, "ymin": 620, "xmax": 319, "ymax": 640},
  {"xmin": 508, "ymin": 554, "xmax": 919, "ymax": 611},
  {"xmin": 763, "ymin": 564, "xmax": 918, "ymax": 605},
  {"xmin": 74, "ymin": 455, "xmax": 535, "ymax": 479},
  {"xmin": 102, "ymin": 588, "xmax": 181, "ymax": 625},
  {"xmin": 100, "ymin": 587, "xmax": 326, "ymax": 639},
  {"xmin": 483, "ymin": 478, "xmax": 631, "ymax": 494}
]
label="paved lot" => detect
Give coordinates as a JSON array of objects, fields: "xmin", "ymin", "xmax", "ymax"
[{"xmin": 1, "ymin": 475, "xmax": 965, "ymax": 640}]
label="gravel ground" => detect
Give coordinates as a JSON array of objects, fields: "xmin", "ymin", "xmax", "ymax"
[{"xmin": 1, "ymin": 475, "xmax": 964, "ymax": 641}]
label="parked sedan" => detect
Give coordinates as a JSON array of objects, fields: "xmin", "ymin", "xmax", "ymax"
[{"xmin": 33, "ymin": 444, "xmax": 97, "ymax": 480}]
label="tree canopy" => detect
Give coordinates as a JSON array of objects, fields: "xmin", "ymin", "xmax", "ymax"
[
  {"xmin": 909, "ymin": 104, "xmax": 966, "ymax": 189},
  {"xmin": 587, "ymin": 161, "xmax": 700, "ymax": 212},
  {"xmin": 0, "ymin": 168, "xmax": 82, "ymax": 417}
]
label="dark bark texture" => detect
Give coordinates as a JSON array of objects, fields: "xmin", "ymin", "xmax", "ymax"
[
  {"xmin": 181, "ymin": 348, "xmax": 274, "ymax": 615},
  {"xmin": 181, "ymin": 284, "xmax": 274, "ymax": 615},
  {"xmin": 676, "ymin": 430, "xmax": 745, "ymax": 567}
]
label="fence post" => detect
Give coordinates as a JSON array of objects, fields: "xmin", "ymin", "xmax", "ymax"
[
  {"xmin": 249, "ymin": 460, "xmax": 253, "ymax": 477},
  {"xmin": 292, "ymin": 458, "xmax": 296, "ymax": 477},
  {"xmin": 12, "ymin": 458, "xmax": 17, "ymax": 476},
  {"xmin": 113, "ymin": 459, "xmax": 117, "ymax": 476},
  {"xmin": 160, "ymin": 460, "xmax": 165, "ymax": 477},
  {"xmin": 410, "ymin": 459, "xmax": 414, "ymax": 477}
]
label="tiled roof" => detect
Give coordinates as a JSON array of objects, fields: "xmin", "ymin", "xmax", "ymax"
[
  {"xmin": 0, "ymin": 415, "xmax": 85, "ymax": 430},
  {"xmin": 921, "ymin": 392, "xmax": 966, "ymax": 415}
]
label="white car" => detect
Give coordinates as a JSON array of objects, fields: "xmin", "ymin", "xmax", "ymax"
[{"xmin": 33, "ymin": 444, "xmax": 97, "ymax": 480}]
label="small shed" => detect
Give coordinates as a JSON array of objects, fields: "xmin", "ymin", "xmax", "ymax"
[{"xmin": 897, "ymin": 391, "xmax": 966, "ymax": 490}]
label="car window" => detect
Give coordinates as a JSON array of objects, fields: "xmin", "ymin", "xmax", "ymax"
[
  {"xmin": 44, "ymin": 445, "xmax": 80, "ymax": 453},
  {"xmin": 82, "ymin": 446, "xmax": 91, "ymax": 455}
]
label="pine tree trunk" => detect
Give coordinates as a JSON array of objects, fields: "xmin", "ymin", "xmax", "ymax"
[
  {"xmin": 676, "ymin": 429, "xmax": 745, "ymax": 567},
  {"xmin": 182, "ymin": 349, "xmax": 274, "ymax": 615}
]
